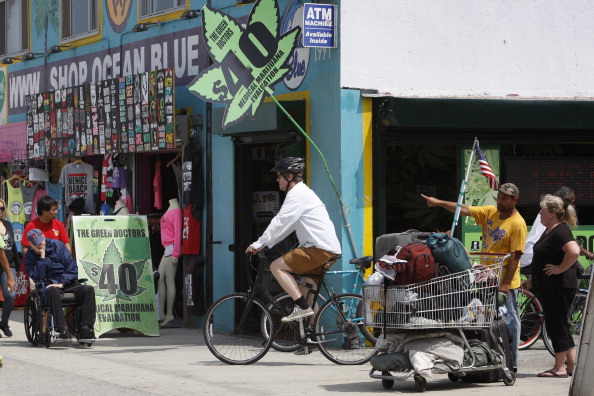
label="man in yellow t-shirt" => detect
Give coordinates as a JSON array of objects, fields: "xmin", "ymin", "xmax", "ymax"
[{"xmin": 422, "ymin": 182, "xmax": 527, "ymax": 371}]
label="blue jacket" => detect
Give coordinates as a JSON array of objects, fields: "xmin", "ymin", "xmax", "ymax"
[{"xmin": 25, "ymin": 239, "xmax": 78, "ymax": 286}]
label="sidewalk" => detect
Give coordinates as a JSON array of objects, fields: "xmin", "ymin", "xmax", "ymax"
[{"xmin": 0, "ymin": 308, "xmax": 573, "ymax": 395}]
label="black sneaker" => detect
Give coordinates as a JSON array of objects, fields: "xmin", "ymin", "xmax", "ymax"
[
  {"xmin": 79, "ymin": 325, "xmax": 95, "ymax": 340},
  {"xmin": 57, "ymin": 330, "xmax": 71, "ymax": 342},
  {"xmin": 0, "ymin": 325, "xmax": 13, "ymax": 337}
]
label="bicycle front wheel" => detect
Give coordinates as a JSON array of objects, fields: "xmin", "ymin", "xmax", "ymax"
[
  {"xmin": 518, "ymin": 288, "xmax": 543, "ymax": 350},
  {"xmin": 203, "ymin": 293, "xmax": 274, "ymax": 365},
  {"xmin": 314, "ymin": 293, "xmax": 378, "ymax": 365}
]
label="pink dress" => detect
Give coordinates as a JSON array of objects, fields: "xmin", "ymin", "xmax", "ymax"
[{"xmin": 153, "ymin": 160, "xmax": 163, "ymax": 210}]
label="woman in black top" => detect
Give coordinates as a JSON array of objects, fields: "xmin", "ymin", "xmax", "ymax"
[
  {"xmin": 523, "ymin": 194, "xmax": 580, "ymax": 378},
  {"xmin": 0, "ymin": 199, "xmax": 20, "ymax": 337}
]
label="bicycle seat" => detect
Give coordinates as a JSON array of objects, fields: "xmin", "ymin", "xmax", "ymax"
[{"xmin": 349, "ymin": 256, "xmax": 373, "ymax": 269}]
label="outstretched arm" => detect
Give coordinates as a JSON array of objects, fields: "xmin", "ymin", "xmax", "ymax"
[{"xmin": 420, "ymin": 194, "xmax": 470, "ymax": 216}]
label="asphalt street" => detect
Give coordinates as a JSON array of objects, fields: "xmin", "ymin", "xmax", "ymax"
[{"xmin": 0, "ymin": 308, "xmax": 574, "ymax": 395}]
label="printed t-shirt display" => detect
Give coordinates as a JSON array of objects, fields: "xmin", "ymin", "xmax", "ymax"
[
  {"xmin": 46, "ymin": 182, "xmax": 65, "ymax": 222},
  {"xmin": 6, "ymin": 182, "xmax": 26, "ymax": 225},
  {"xmin": 20, "ymin": 181, "xmax": 39, "ymax": 222},
  {"xmin": 59, "ymin": 162, "xmax": 95, "ymax": 214}
]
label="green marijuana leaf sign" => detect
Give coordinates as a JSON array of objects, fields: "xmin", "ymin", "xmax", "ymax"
[
  {"xmin": 80, "ymin": 240, "xmax": 147, "ymax": 302},
  {"xmin": 189, "ymin": 0, "xmax": 300, "ymax": 128}
]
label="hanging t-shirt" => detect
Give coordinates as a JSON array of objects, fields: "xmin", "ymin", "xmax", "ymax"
[
  {"xmin": 46, "ymin": 182, "xmax": 65, "ymax": 222},
  {"xmin": 30, "ymin": 187, "xmax": 48, "ymax": 221},
  {"xmin": 112, "ymin": 166, "xmax": 127, "ymax": 189},
  {"xmin": 182, "ymin": 141, "xmax": 203, "ymax": 209},
  {"xmin": 59, "ymin": 162, "xmax": 96, "ymax": 214},
  {"xmin": 6, "ymin": 182, "xmax": 26, "ymax": 225},
  {"xmin": 20, "ymin": 181, "xmax": 39, "ymax": 222},
  {"xmin": 153, "ymin": 160, "xmax": 163, "ymax": 210},
  {"xmin": 100, "ymin": 153, "xmax": 114, "ymax": 202},
  {"xmin": 11, "ymin": 222, "xmax": 24, "ymax": 254},
  {"xmin": 182, "ymin": 204, "xmax": 201, "ymax": 255},
  {"xmin": 170, "ymin": 161, "xmax": 182, "ymax": 205}
]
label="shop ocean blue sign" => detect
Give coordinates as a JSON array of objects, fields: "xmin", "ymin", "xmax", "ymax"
[{"xmin": 302, "ymin": 3, "xmax": 337, "ymax": 48}]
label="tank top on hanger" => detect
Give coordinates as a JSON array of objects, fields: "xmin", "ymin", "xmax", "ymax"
[{"xmin": 6, "ymin": 182, "xmax": 26, "ymax": 224}]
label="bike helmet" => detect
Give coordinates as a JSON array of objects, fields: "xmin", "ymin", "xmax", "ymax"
[{"xmin": 270, "ymin": 157, "xmax": 305, "ymax": 176}]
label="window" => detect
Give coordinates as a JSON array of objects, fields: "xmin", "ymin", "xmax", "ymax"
[
  {"xmin": 61, "ymin": 0, "xmax": 98, "ymax": 40},
  {"xmin": 139, "ymin": 0, "xmax": 183, "ymax": 18},
  {"xmin": 0, "ymin": 0, "xmax": 28, "ymax": 56}
]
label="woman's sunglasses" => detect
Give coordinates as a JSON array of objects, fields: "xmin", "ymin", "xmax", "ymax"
[{"xmin": 0, "ymin": 207, "xmax": 5, "ymax": 211}]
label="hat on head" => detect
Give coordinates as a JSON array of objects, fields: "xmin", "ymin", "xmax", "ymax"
[
  {"xmin": 499, "ymin": 183, "xmax": 519, "ymax": 198},
  {"xmin": 27, "ymin": 229, "xmax": 45, "ymax": 246}
]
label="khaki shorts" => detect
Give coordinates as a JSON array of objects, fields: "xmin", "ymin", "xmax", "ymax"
[{"xmin": 283, "ymin": 246, "xmax": 337, "ymax": 275}]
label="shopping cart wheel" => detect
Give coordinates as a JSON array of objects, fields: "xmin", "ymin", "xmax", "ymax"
[
  {"xmin": 381, "ymin": 372, "xmax": 394, "ymax": 389},
  {"xmin": 447, "ymin": 373, "xmax": 459, "ymax": 382},
  {"xmin": 503, "ymin": 371, "xmax": 516, "ymax": 386},
  {"xmin": 414, "ymin": 375, "xmax": 427, "ymax": 392}
]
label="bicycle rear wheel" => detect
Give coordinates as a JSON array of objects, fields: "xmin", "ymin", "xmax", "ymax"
[
  {"xmin": 518, "ymin": 288, "xmax": 543, "ymax": 350},
  {"xmin": 203, "ymin": 293, "xmax": 274, "ymax": 365},
  {"xmin": 314, "ymin": 293, "xmax": 378, "ymax": 365}
]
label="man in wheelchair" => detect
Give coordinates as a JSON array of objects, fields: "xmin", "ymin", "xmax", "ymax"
[{"xmin": 24, "ymin": 229, "xmax": 96, "ymax": 342}]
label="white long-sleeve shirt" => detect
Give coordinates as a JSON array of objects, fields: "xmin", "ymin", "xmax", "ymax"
[
  {"xmin": 252, "ymin": 182, "xmax": 341, "ymax": 254},
  {"xmin": 520, "ymin": 213, "xmax": 545, "ymax": 267}
]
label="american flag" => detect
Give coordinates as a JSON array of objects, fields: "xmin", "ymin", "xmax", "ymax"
[{"xmin": 475, "ymin": 142, "xmax": 499, "ymax": 190}]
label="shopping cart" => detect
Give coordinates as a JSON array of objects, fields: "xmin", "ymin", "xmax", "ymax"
[{"xmin": 364, "ymin": 253, "xmax": 516, "ymax": 391}]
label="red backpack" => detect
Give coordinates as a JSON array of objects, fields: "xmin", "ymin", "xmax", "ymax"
[{"xmin": 394, "ymin": 243, "xmax": 437, "ymax": 285}]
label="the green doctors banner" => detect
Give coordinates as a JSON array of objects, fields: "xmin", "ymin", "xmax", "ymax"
[
  {"xmin": 189, "ymin": 0, "xmax": 300, "ymax": 128},
  {"xmin": 73, "ymin": 216, "xmax": 159, "ymax": 336}
]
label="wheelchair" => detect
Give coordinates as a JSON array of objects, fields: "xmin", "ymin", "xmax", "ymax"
[{"xmin": 24, "ymin": 279, "xmax": 95, "ymax": 348}]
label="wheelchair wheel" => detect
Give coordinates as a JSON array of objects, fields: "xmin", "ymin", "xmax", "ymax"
[
  {"xmin": 24, "ymin": 294, "xmax": 41, "ymax": 346},
  {"xmin": 44, "ymin": 330, "xmax": 51, "ymax": 348}
]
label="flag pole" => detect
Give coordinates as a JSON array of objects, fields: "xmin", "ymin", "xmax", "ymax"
[
  {"xmin": 450, "ymin": 137, "xmax": 478, "ymax": 238},
  {"xmin": 266, "ymin": 88, "xmax": 359, "ymax": 258}
]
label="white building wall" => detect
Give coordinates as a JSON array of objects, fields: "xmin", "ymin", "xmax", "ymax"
[{"xmin": 341, "ymin": 1, "xmax": 594, "ymax": 99}]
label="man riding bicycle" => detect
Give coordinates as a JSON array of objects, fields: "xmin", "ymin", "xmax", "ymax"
[{"xmin": 246, "ymin": 157, "xmax": 341, "ymax": 323}]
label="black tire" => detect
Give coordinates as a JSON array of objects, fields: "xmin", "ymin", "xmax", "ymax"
[
  {"xmin": 24, "ymin": 294, "xmax": 41, "ymax": 346},
  {"xmin": 447, "ymin": 373, "xmax": 459, "ymax": 382},
  {"xmin": 262, "ymin": 293, "xmax": 301, "ymax": 352},
  {"xmin": 203, "ymin": 293, "xmax": 274, "ymax": 365},
  {"xmin": 356, "ymin": 298, "xmax": 378, "ymax": 345},
  {"xmin": 314, "ymin": 293, "xmax": 378, "ymax": 365},
  {"xmin": 44, "ymin": 330, "xmax": 51, "ymax": 348},
  {"xmin": 414, "ymin": 375, "xmax": 427, "ymax": 392},
  {"xmin": 382, "ymin": 378, "xmax": 394, "ymax": 389},
  {"xmin": 503, "ymin": 370, "xmax": 516, "ymax": 386},
  {"xmin": 518, "ymin": 288, "xmax": 543, "ymax": 350}
]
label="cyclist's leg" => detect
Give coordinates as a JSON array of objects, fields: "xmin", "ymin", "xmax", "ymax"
[{"xmin": 270, "ymin": 256, "xmax": 303, "ymax": 300}]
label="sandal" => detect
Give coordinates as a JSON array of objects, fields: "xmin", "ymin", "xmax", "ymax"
[{"xmin": 537, "ymin": 369, "xmax": 568, "ymax": 378}]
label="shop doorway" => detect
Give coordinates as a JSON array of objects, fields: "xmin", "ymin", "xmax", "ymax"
[{"xmin": 233, "ymin": 132, "xmax": 304, "ymax": 293}]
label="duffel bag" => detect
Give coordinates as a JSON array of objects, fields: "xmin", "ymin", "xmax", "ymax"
[
  {"xmin": 375, "ymin": 230, "xmax": 433, "ymax": 260},
  {"xmin": 394, "ymin": 243, "xmax": 437, "ymax": 285},
  {"xmin": 427, "ymin": 233, "xmax": 472, "ymax": 273}
]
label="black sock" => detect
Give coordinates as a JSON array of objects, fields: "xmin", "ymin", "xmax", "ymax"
[{"xmin": 294, "ymin": 296, "xmax": 309, "ymax": 310}]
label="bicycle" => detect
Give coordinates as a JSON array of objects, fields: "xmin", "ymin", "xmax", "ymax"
[
  {"xmin": 203, "ymin": 251, "xmax": 378, "ymax": 365},
  {"xmin": 518, "ymin": 287, "xmax": 545, "ymax": 350},
  {"xmin": 262, "ymin": 255, "xmax": 379, "ymax": 352}
]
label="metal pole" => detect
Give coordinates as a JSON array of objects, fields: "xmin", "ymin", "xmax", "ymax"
[
  {"xmin": 267, "ymin": 91, "xmax": 359, "ymax": 259},
  {"xmin": 450, "ymin": 137, "xmax": 478, "ymax": 238}
]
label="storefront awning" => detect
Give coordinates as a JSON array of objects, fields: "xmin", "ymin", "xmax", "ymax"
[{"xmin": 367, "ymin": 95, "xmax": 594, "ymax": 130}]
